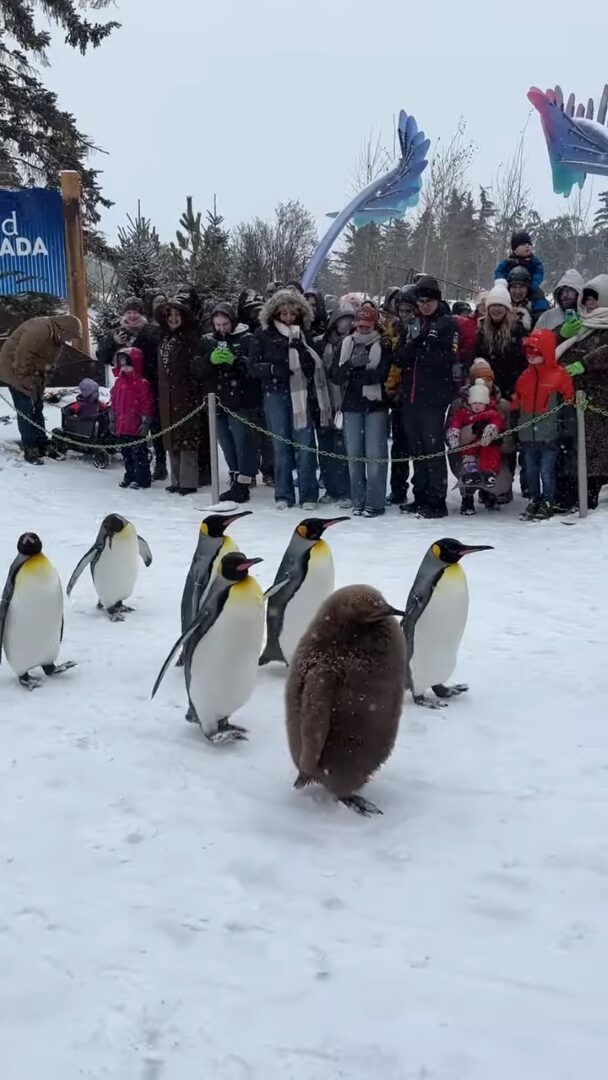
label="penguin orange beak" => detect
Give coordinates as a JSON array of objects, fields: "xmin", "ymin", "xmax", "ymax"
[
  {"xmin": 236, "ymin": 556, "xmax": 263, "ymax": 571},
  {"xmin": 320, "ymin": 517, "xmax": 350, "ymax": 530},
  {"xmin": 459, "ymin": 545, "xmax": 494, "ymax": 556},
  {"xmin": 222, "ymin": 511, "xmax": 253, "ymax": 526}
]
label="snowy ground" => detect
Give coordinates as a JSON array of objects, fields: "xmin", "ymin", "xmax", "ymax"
[{"xmin": 1, "ymin": 404, "xmax": 607, "ymax": 1080}]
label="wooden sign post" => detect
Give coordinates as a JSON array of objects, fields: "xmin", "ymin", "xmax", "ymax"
[{"xmin": 60, "ymin": 170, "xmax": 91, "ymax": 356}]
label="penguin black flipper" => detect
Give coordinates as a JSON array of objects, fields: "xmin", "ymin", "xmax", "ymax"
[
  {"xmin": 259, "ymin": 552, "xmax": 309, "ymax": 666},
  {"xmin": 137, "ymin": 535, "xmax": 153, "ymax": 567},
  {"xmin": 401, "ymin": 573, "xmax": 442, "ymax": 687},
  {"xmin": 152, "ymin": 590, "xmax": 230, "ymax": 700},
  {"xmin": 0, "ymin": 555, "xmax": 26, "ymax": 664},
  {"xmin": 264, "ymin": 577, "xmax": 290, "ymax": 600},
  {"xmin": 66, "ymin": 544, "xmax": 99, "ymax": 596}
]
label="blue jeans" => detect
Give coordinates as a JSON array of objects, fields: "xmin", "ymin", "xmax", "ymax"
[
  {"xmin": 317, "ymin": 426, "xmax": 350, "ymax": 499},
  {"xmin": 217, "ymin": 410, "xmax": 258, "ymax": 480},
  {"xmin": 522, "ymin": 442, "xmax": 558, "ymax": 501},
  {"xmin": 343, "ymin": 410, "xmax": 389, "ymax": 512},
  {"xmin": 263, "ymin": 392, "xmax": 318, "ymax": 505},
  {"xmin": 10, "ymin": 388, "xmax": 47, "ymax": 451}
]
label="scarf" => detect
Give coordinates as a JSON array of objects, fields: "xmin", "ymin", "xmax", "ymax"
[
  {"xmin": 273, "ymin": 321, "xmax": 332, "ymax": 430},
  {"xmin": 159, "ymin": 334, "xmax": 178, "ymax": 373},
  {"xmin": 556, "ymin": 306, "xmax": 608, "ymax": 361},
  {"xmin": 339, "ymin": 330, "xmax": 383, "ymax": 402},
  {"xmin": 322, "ymin": 340, "xmax": 343, "ymax": 412}
]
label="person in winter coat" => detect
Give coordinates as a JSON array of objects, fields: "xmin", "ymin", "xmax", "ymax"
[
  {"xmin": 248, "ymin": 289, "xmax": 332, "ymax": 510},
  {"xmin": 385, "ymin": 286, "xmax": 420, "ymax": 508},
  {"xmin": 197, "ymin": 303, "xmax": 259, "ymax": 503},
  {"xmin": 109, "ymin": 347, "xmax": 154, "ymax": 490},
  {"xmin": 314, "ymin": 306, "xmax": 355, "ymax": 506},
  {"xmin": 330, "ymin": 303, "xmax": 391, "ymax": 517},
  {"xmin": 504, "ymin": 267, "xmax": 535, "ymax": 331},
  {"xmin": 446, "ymin": 357, "xmax": 514, "ymax": 511},
  {"xmin": 474, "ymin": 284, "xmax": 527, "ymax": 397},
  {"xmin": 495, "ymin": 230, "xmax": 549, "ymax": 318},
  {"xmin": 446, "ymin": 377, "xmax": 504, "ymax": 512},
  {"xmin": 96, "ymin": 296, "xmax": 168, "ymax": 481},
  {"xmin": 395, "ymin": 275, "xmax": 458, "ymax": 518},
  {"xmin": 379, "ymin": 286, "xmax": 402, "ymax": 352},
  {"xmin": 556, "ymin": 273, "xmax": 608, "ymax": 508},
  {"xmin": 66, "ymin": 378, "xmax": 109, "ymax": 421},
  {"xmin": 156, "ymin": 296, "xmax": 202, "ymax": 495},
  {"xmin": 304, "ymin": 290, "xmax": 328, "ymax": 337},
  {"xmin": 512, "ymin": 329, "xmax": 574, "ymax": 519},
  {"xmin": 0, "ymin": 313, "xmax": 81, "ymax": 462},
  {"xmin": 535, "ymin": 269, "xmax": 584, "ymax": 334}
]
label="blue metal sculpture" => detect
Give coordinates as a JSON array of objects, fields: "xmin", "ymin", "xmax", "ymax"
[
  {"xmin": 529, "ymin": 85, "xmax": 608, "ymax": 197},
  {"xmin": 302, "ymin": 110, "xmax": 430, "ymax": 291}
]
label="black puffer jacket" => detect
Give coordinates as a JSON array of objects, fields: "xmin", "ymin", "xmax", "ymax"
[
  {"xmin": 197, "ymin": 317, "xmax": 259, "ymax": 411},
  {"xmin": 397, "ymin": 311, "xmax": 459, "ymax": 409},
  {"xmin": 97, "ymin": 319, "xmax": 161, "ymax": 390},
  {"xmin": 248, "ymin": 289, "xmax": 316, "ymax": 394}
]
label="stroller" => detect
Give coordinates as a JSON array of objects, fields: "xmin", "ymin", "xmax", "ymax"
[{"xmin": 51, "ymin": 397, "xmax": 116, "ymax": 469}]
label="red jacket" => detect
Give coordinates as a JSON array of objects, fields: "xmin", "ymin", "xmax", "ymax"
[
  {"xmin": 512, "ymin": 329, "xmax": 574, "ymax": 415},
  {"xmin": 110, "ymin": 347, "xmax": 155, "ymax": 436},
  {"xmin": 454, "ymin": 314, "xmax": 479, "ymax": 364}
]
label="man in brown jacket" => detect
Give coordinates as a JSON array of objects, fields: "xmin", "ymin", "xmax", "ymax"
[{"xmin": 0, "ymin": 314, "xmax": 81, "ymax": 462}]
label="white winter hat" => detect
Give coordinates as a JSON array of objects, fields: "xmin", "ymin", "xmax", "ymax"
[
  {"xmin": 486, "ymin": 283, "xmax": 512, "ymax": 310},
  {"xmin": 468, "ymin": 378, "xmax": 490, "ymax": 406}
]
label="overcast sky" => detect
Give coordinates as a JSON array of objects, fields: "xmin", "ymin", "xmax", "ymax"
[{"xmin": 47, "ymin": 0, "xmax": 608, "ymax": 245}]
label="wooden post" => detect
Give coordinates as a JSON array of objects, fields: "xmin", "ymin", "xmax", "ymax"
[
  {"xmin": 60, "ymin": 171, "xmax": 90, "ymax": 356},
  {"xmin": 576, "ymin": 391, "xmax": 588, "ymax": 519}
]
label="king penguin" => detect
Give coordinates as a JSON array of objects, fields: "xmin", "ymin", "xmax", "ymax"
[
  {"xmin": 180, "ymin": 510, "xmax": 252, "ymax": 639},
  {"xmin": 67, "ymin": 514, "xmax": 152, "ymax": 621},
  {"xmin": 259, "ymin": 517, "xmax": 348, "ymax": 667},
  {"xmin": 0, "ymin": 533, "xmax": 76, "ymax": 689},
  {"xmin": 152, "ymin": 551, "xmax": 265, "ymax": 744},
  {"xmin": 402, "ymin": 538, "xmax": 492, "ymax": 708}
]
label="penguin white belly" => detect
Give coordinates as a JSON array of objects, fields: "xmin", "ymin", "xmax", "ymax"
[
  {"xmin": 410, "ymin": 566, "xmax": 469, "ymax": 694},
  {"xmin": 188, "ymin": 586, "xmax": 264, "ymax": 735},
  {"xmin": 93, "ymin": 528, "xmax": 139, "ymax": 608},
  {"xmin": 4, "ymin": 561, "xmax": 63, "ymax": 675},
  {"xmin": 280, "ymin": 545, "xmax": 335, "ymax": 664}
]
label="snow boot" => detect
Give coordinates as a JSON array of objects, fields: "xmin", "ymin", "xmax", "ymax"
[
  {"xmin": 219, "ymin": 480, "xmax": 251, "ymax": 504},
  {"xmin": 460, "ymin": 494, "xmax": 476, "ymax": 516},
  {"xmin": 152, "ymin": 459, "xmax": 168, "ymax": 482},
  {"xmin": 461, "ymin": 461, "xmax": 482, "ymax": 487},
  {"xmin": 533, "ymin": 499, "xmax": 554, "ymax": 521},
  {"xmin": 519, "ymin": 498, "xmax": 541, "ymax": 521}
]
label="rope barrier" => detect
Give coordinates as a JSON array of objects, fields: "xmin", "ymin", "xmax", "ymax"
[{"xmin": 0, "ymin": 386, "xmax": 596, "ymax": 465}]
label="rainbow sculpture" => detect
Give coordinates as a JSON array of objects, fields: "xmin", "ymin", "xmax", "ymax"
[
  {"xmin": 529, "ymin": 84, "xmax": 608, "ymax": 197},
  {"xmin": 302, "ymin": 109, "xmax": 430, "ymax": 291}
]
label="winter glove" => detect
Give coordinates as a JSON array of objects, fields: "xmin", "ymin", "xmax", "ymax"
[
  {"xmin": 480, "ymin": 423, "xmax": 500, "ymax": 447},
  {"xmin": 139, "ymin": 417, "xmax": 152, "ymax": 437},
  {"xmin": 445, "ymin": 427, "xmax": 460, "ymax": 450},
  {"xmin": 566, "ymin": 360, "xmax": 585, "ymax": 377},
  {"xmin": 210, "ymin": 344, "xmax": 234, "ymax": 366},
  {"xmin": 560, "ymin": 316, "xmax": 582, "ymax": 340}
]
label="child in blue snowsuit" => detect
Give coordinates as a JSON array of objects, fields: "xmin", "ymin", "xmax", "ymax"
[{"xmin": 495, "ymin": 229, "xmax": 549, "ymax": 318}]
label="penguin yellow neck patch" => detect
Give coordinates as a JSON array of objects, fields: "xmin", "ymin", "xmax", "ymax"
[
  {"xmin": 231, "ymin": 577, "xmax": 263, "ymax": 602},
  {"xmin": 442, "ymin": 563, "xmax": 465, "ymax": 583},
  {"xmin": 310, "ymin": 539, "xmax": 330, "ymax": 562},
  {"xmin": 20, "ymin": 554, "xmax": 51, "ymax": 577}
]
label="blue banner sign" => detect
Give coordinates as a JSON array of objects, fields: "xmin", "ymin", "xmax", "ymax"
[{"xmin": 0, "ymin": 188, "xmax": 67, "ymax": 298}]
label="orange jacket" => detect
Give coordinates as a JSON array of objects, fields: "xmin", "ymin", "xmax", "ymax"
[{"xmin": 512, "ymin": 328, "xmax": 574, "ymax": 443}]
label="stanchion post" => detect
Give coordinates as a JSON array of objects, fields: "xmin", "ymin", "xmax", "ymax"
[
  {"xmin": 576, "ymin": 391, "xmax": 588, "ymax": 519},
  {"xmin": 208, "ymin": 394, "xmax": 220, "ymax": 504}
]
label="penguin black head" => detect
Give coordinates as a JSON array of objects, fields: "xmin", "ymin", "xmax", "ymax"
[
  {"xmin": 220, "ymin": 551, "xmax": 263, "ymax": 582},
  {"xmin": 201, "ymin": 511, "xmax": 252, "ymax": 539},
  {"xmin": 103, "ymin": 514, "xmax": 127, "ymax": 537},
  {"xmin": 17, "ymin": 532, "xmax": 43, "ymax": 557},
  {"xmin": 296, "ymin": 517, "xmax": 349, "ymax": 543},
  {"xmin": 431, "ymin": 538, "xmax": 494, "ymax": 564}
]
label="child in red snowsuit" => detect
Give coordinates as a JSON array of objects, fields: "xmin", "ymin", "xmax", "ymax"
[
  {"xmin": 110, "ymin": 347, "xmax": 154, "ymax": 489},
  {"xmin": 446, "ymin": 377, "xmax": 504, "ymax": 487}
]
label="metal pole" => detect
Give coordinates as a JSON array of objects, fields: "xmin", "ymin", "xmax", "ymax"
[
  {"xmin": 207, "ymin": 393, "xmax": 220, "ymax": 504},
  {"xmin": 576, "ymin": 391, "xmax": 588, "ymax": 519}
]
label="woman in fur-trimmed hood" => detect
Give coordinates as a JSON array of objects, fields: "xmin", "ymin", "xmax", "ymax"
[{"xmin": 249, "ymin": 288, "xmax": 331, "ymax": 509}]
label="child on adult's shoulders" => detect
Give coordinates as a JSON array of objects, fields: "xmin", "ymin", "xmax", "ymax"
[{"xmin": 495, "ymin": 230, "xmax": 549, "ymax": 317}]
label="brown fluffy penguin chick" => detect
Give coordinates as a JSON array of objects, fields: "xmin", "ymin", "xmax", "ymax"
[{"xmin": 285, "ymin": 584, "xmax": 406, "ymax": 816}]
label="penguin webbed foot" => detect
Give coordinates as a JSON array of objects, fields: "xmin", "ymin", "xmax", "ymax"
[
  {"xmin": 208, "ymin": 719, "xmax": 249, "ymax": 744},
  {"xmin": 43, "ymin": 661, "xmax": 77, "ymax": 677},
  {"xmin": 19, "ymin": 673, "xmax": 43, "ymax": 691},
  {"xmin": 414, "ymin": 694, "xmax": 447, "ymax": 710},
  {"xmin": 294, "ymin": 772, "xmax": 314, "ymax": 790},
  {"xmin": 340, "ymin": 795, "xmax": 383, "ymax": 817},
  {"xmin": 432, "ymin": 683, "xmax": 469, "ymax": 699}
]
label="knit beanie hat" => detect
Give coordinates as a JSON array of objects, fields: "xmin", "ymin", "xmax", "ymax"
[
  {"xmin": 485, "ymin": 284, "xmax": 512, "ymax": 310},
  {"xmin": 79, "ymin": 378, "xmax": 99, "ymax": 398},
  {"xmin": 122, "ymin": 296, "xmax": 145, "ymax": 315},
  {"xmin": 470, "ymin": 357, "xmax": 494, "ymax": 381},
  {"xmin": 414, "ymin": 275, "xmax": 442, "ymax": 301},
  {"xmin": 468, "ymin": 378, "xmax": 491, "ymax": 406},
  {"xmin": 511, "ymin": 229, "xmax": 532, "ymax": 251},
  {"xmin": 356, "ymin": 304, "xmax": 377, "ymax": 330}
]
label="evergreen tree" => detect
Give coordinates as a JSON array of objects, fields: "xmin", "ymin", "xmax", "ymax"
[
  {"xmin": 594, "ymin": 191, "xmax": 608, "ymax": 233},
  {"xmin": 114, "ymin": 206, "xmax": 172, "ymax": 304},
  {"xmin": 172, "ymin": 196, "xmax": 234, "ymax": 302},
  {"xmin": 0, "ymin": 1, "xmax": 119, "ymax": 229}
]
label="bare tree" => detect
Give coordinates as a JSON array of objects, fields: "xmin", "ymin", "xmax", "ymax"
[
  {"xmin": 419, "ymin": 117, "xmax": 475, "ymax": 275},
  {"xmin": 490, "ymin": 127, "xmax": 531, "ymax": 264},
  {"xmin": 232, "ymin": 201, "xmax": 317, "ymax": 290}
]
